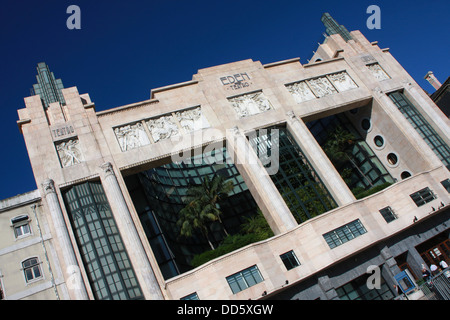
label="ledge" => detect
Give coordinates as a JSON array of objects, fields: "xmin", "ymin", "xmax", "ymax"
[
  {"xmin": 263, "ymin": 57, "xmax": 301, "ymax": 68},
  {"xmin": 96, "ymin": 98, "xmax": 159, "ymax": 117},
  {"xmin": 150, "ymin": 80, "xmax": 199, "ymax": 99}
]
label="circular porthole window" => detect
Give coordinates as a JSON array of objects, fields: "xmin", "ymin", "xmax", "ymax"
[
  {"xmin": 373, "ymin": 135, "xmax": 385, "ymax": 149},
  {"xmin": 349, "ymin": 108, "xmax": 358, "ymax": 115},
  {"xmin": 401, "ymin": 171, "xmax": 412, "ymax": 180},
  {"xmin": 361, "ymin": 118, "xmax": 372, "ymax": 131},
  {"xmin": 387, "ymin": 153, "xmax": 399, "ymax": 166}
]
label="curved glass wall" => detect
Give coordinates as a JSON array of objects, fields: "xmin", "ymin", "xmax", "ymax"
[
  {"xmin": 63, "ymin": 181, "xmax": 144, "ymax": 300},
  {"xmin": 124, "ymin": 147, "xmax": 259, "ymax": 280}
]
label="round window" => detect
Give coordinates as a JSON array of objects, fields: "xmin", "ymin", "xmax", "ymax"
[
  {"xmin": 374, "ymin": 135, "xmax": 384, "ymax": 148},
  {"xmin": 361, "ymin": 118, "xmax": 371, "ymax": 131},
  {"xmin": 401, "ymin": 171, "xmax": 412, "ymax": 179},
  {"xmin": 387, "ymin": 153, "xmax": 398, "ymax": 166}
]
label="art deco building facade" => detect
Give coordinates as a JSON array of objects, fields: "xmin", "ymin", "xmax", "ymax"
[{"xmin": 3, "ymin": 21, "xmax": 450, "ymax": 300}]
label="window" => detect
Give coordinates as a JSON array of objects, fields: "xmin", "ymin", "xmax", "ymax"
[
  {"xmin": 361, "ymin": 118, "xmax": 371, "ymax": 131},
  {"xmin": 373, "ymin": 135, "xmax": 384, "ymax": 148},
  {"xmin": 401, "ymin": 171, "xmax": 412, "ymax": 180},
  {"xmin": 379, "ymin": 206, "xmax": 397, "ymax": 223},
  {"xmin": 441, "ymin": 179, "xmax": 450, "ymax": 193},
  {"xmin": 323, "ymin": 219, "xmax": 367, "ymax": 249},
  {"xmin": 386, "ymin": 153, "xmax": 398, "ymax": 166},
  {"xmin": 181, "ymin": 292, "xmax": 200, "ymax": 300},
  {"xmin": 63, "ymin": 181, "xmax": 144, "ymax": 300},
  {"xmin": 22, "ymin": 258, "xmax": 42, "ymax": 283},
  {"xmin": 226, "ymin": 265, "xmax": 264, "ymax": 294},
  {"xmin": 388, "ymin": 91, "xmax": 450, "ymax": 169},
  {"xmin": 280, "ymin": 251, "xmax": 300, "ymax": 270},
  {"xmin": 410, "ymin": 187, "xmax": 436, "ymax": 207},
  {"xmin": 11, "ymin": 215, "xmax": 31, "ymax": 238}
]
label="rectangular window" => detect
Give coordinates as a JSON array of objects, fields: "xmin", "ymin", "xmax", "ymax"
[
  {"xmin": 441, "ymin": 179, "xmax": 450, "ymax": 193},
  {"xmin": 280, "ymin": 250, "xmax": 300, "ymax": 270},
  {"xmin": 323, "ymin": 219, "xmax": 367, "ymax": 249},
  {"xmin": 410, "ymin": 187, "xmax": 436, "ymax": 207},
  {"xmin": 180, "ymin": 292, "xmax": 200, "ymax": 300},
  {"xmin": 379, "ymin": 206, "xmax": 397, "ymax": 223},
  {"xmin": 226, "ymin": 265, "xmax": 264, "ymax": 294}
]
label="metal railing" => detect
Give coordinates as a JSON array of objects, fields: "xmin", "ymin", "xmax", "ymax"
[{"xmin": 418, "ymin": 267, "xmax": 450, "ymax": 300}]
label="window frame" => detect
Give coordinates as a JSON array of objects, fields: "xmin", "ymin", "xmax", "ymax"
[
  {"xmin": 21, "ymin": 257, "xmax": 43, "ymax": 284},
  {"xmin": 280, "ymin": 250, "xmax": 301, "ymax": 271},
  {"xmin": 409, "ymin": 187, "xmax": 436, "ymax": 207},
  {"xmin": 226, "ymin": 265, "xmax": 264, "ymax": 294},
  {"xmin": 11, "ymin": 215, "xmax": 32, "ymax": 239}
]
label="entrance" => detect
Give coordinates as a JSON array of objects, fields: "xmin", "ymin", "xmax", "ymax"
[{"xmin": 416, "ymin": 231, "xmax": 450, "ymax": 268}]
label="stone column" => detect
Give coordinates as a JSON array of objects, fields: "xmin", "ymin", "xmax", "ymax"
[
  {"xmin": 226, "ymin": 127, "xmax": 297, "ymax": 235},
  {"xmin": 286, "ymin": 111, "xmax": 355, "ymax": 206},
  {"xmin": 42, "ymin": 179, "xmax": 89, "ymax": 300},
  {"xmin": 99, "ymin": 162, "xmax": 163, "ymax": 300}
]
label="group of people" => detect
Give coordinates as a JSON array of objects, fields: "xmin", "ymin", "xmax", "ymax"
[{"xmin": 422, "ymin": 257, "xmax": 449, "ymax": 281}]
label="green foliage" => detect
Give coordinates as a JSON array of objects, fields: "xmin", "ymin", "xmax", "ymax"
[
  {"xmin": 176, "ymin": 175, "xmax": 234, "ymax": 250},
  {"xmin": 190, "ymin": 209, "xmax": 273, "ymax": 268},
  {"xmin": 352, "ymin": 182, "xmax": 392, "ymax": 199}
]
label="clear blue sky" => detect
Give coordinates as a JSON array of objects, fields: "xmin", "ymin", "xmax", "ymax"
[{"xmin": 0, "ymin": 0, "xmax": 449, "ymax": 199}]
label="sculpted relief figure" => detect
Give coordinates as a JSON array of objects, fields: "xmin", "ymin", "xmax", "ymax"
[
  {"xmin": 286, "ymin": 81, "xmax": 316, "ymax": 103},
  {"xmin": 367, "ymin": 63, "xmax": 390, "ymax": 81},
  {"xmin": 147, "ymin": 115, "xmax": 180, "ymax": 142},
  {"xmin": 307, "ymin": 77, "xmax": 337, "ymax": 98},
  {"xmin": 56, "ymin": 139, "xmax": 84, "ymax": 167},
  {"xmin": 115, "ymin": 122, "xmax": 150, "ymax": 151},
  {"xmin": 328, "ymin": 72, "xmax": 358, "ymax": 92},
  {"xmin": 175, "ymin": 107, "xmax": 209, "ymax": 133},
  {"xmin": 229, "ymin": 91, "xmax": 272, "ymax": 118}
]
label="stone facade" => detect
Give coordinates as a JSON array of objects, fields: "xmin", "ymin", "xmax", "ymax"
[{"xmin": 5, "ymin": 29, "xmax": 450, "ymax": 300}]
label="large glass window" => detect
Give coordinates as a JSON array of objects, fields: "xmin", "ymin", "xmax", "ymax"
[
  {"xmin": 248, "ymin": 126, "xmax": 336, "ymax": 223},
  {"xmin": 307, "ymin": 113, "xmax": 394, "ymax": 194},
  {"xmin": 323, "ymin": 219, "xmax": 367, "ymax": 249},
  {"xmin": 336, "ymin": 272, "xmax": 394, "ymax": 300},
  {"xmin": 63, "ymin": 181, "xmax": 143, "ymax": 300},
  {"xmin": 226, "ymin": 265, "xmax": 264, "ymax": 294},
  {"xmin": 389, "ymin": 91, "xmax": 450, "ymax": 169},
  {"xmin": 410, "ymin": 187, "xmax": 436, "ymax": 207},
  {"xmin": 124, "ymin": 147, "xmax": 260, "ymax": 279}
]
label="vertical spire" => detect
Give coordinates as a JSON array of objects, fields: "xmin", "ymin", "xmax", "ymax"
[
  {"xmin": 30, "ymin": 62, "xmax": 65, "ymax": 108},
  {"xmin": 321, "ymin": 12, "xmax": 352, "ymax": 42}
]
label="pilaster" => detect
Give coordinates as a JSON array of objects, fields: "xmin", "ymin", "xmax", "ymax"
[{"xmin": 99, "ymin": 162, "xmax": 164, "ymax": 300}]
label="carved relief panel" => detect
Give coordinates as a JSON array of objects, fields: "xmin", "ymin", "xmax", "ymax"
[
  {"xmin": 367, "ymin": 63, "xmax": 390, "ymax": 81},
  {"xmin": 55, "ymin": 138, "xmax": 84, "ymax": 167},
  {"xmin": 307, "ymin": 76, "xmax": 338, "ymax": 98},
  {"xmin": 286, "ymin": 81, "xmax": 316, "ymax": 103},
  {"xmin": 114, "ymin": 122, "xmax": 150, "ymax": 152},
  {"xmin": 175, "ymin": 106, "xmax": 210, "ymax": 133},
  {"xmin": 327, "ymin": 71, "xmax": 358, "ymax": 92},
  {"xmin": 228, "ymin": 91, "xmax": 273, "ymax": 118},
  {"xmin": 146, "ymin": 115, "xmax": 180, "ymax": 143}
]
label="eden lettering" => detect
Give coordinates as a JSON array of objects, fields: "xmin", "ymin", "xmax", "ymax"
[{"xmin": 220, "ymin": 72, "xmax": 250, "ymax": 85}]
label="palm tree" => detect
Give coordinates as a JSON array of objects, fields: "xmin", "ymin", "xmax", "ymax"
[
  {"xmin": 177, "ymin": 174, "xmax": 234, "ymax": 250},
  {"xmin": 177, "ymin": 199, "xmax": 217, "ymax": 250}
]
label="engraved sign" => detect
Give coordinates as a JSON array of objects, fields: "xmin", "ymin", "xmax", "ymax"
[
  {"xmin": 51, "ymin": 124, "xmax": 76, "ymax": 141},
  {"xmin": 220, "ymin": 72, "xmax": 252, "ymax": 91}
]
